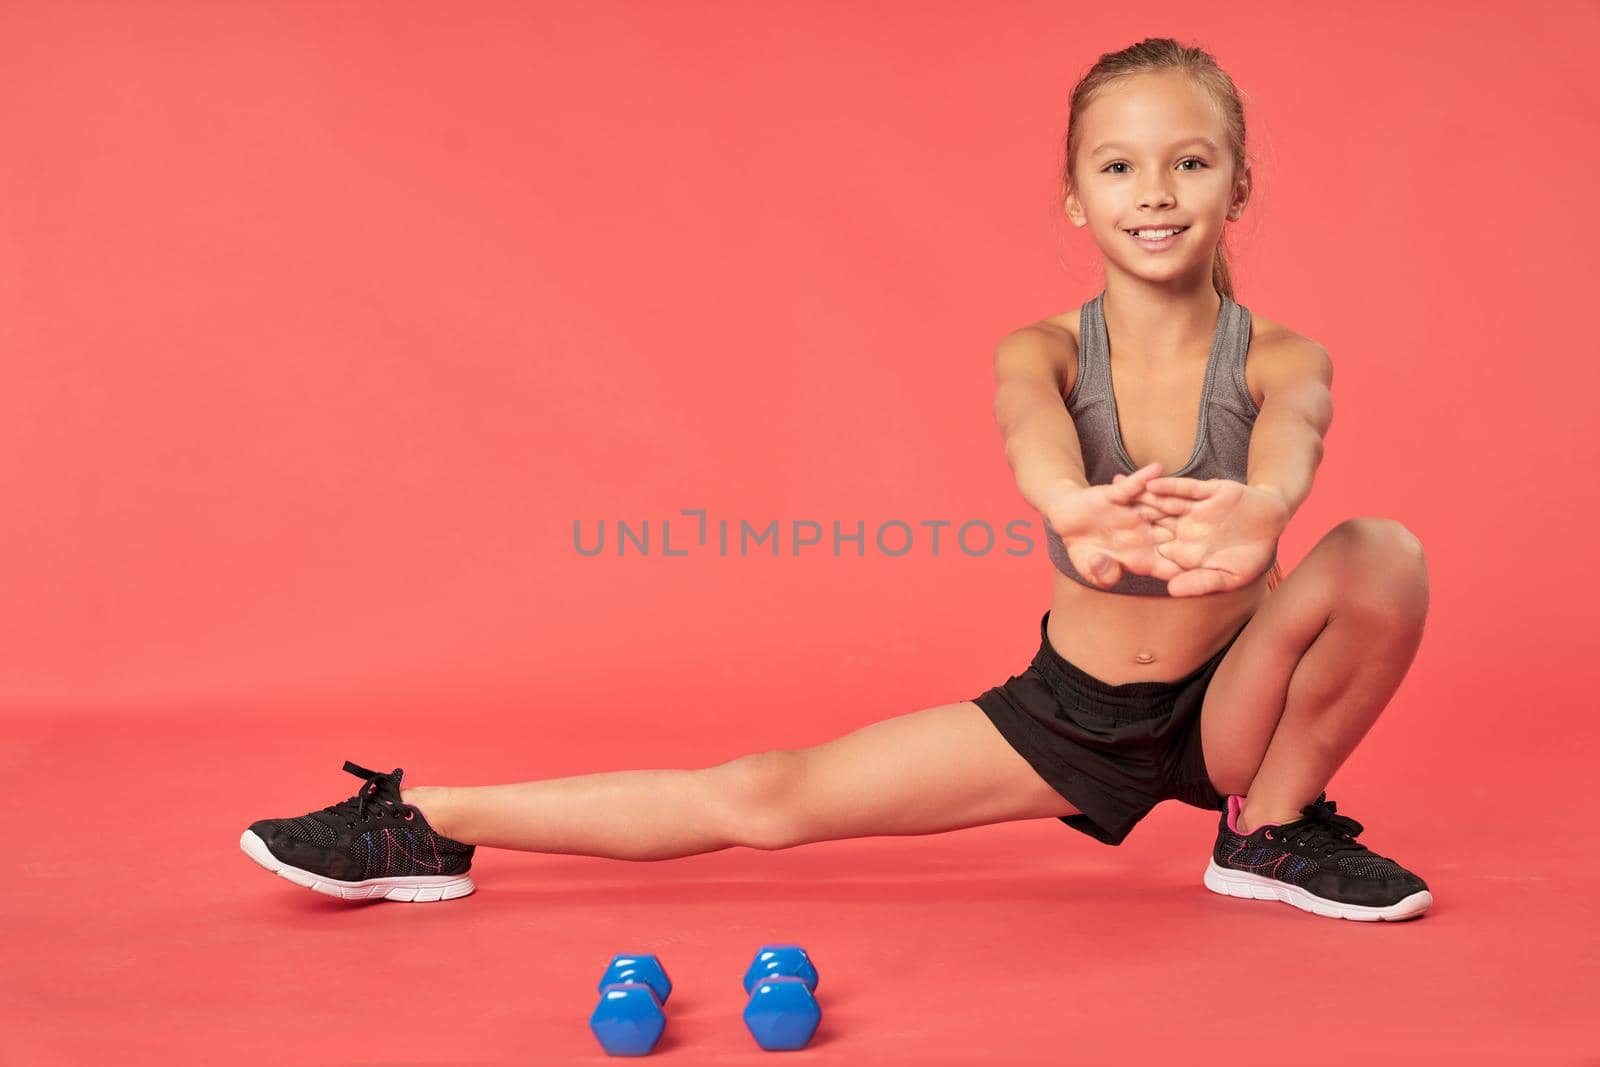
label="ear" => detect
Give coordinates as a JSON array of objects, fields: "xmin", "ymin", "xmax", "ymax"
[
  {"xmin": 1227, "ymin": 164, "xmax": 1252, "ymax": 221},
  {"xmin": 1064, "ymin": 184, "xmax": 1087, "ymax": 228}
]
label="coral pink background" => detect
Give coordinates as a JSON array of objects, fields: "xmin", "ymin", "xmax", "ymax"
[{"xmin": 3, "ymin": 2, "xmax": 1593, "ymax": 1063}]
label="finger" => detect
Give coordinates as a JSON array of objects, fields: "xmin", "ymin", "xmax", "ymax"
[
  {"xmin": 1145, "ymin": 477, "xmax": 1211, "ymax": 500},
  {"xmin": 1148, "ymin": 513, "xmax": 1192, "ymax": 537},
  {"xmin": 1155, "ymin": 540, "xmax": 1204, "ymax": 569},
  {"xmin": 1167, "ymin": 568, "xmax": 1228, "ymax": 597},
  {"xmin": 1089, "ymin": 552, "xmax": 1122, "ymax": 587},
  {"xmin": 1111, "ymin": 463, "xmax": 1163, "ymax": 500},
  {"xmin": 1133, "ymin": 491, "xmax": 1191, "ymax": 516},
  {"xmin": 1146, "ymin": 552, "xmax": 1186, "ymax": 582},
  {"xmin": 1132, "ymin": 474, "xmax": 1188, "ymax": 499},
  {"xmin": 1129, "ymin": 461, "xmax": 1164, "ymax": 486},
  {"xmin": 1127, "ymin": 511, "xmax": 1174, "ymax": 538}
]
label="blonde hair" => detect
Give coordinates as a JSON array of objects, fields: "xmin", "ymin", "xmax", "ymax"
[{"xmin": 1061, "ymin": 37, "xmax": 1251, "ymax": 300}]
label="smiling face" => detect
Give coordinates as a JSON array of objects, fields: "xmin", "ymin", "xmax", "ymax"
[{"xmin": 1065, "ymin": 71, "xmax": 1251, "ymax": 284}]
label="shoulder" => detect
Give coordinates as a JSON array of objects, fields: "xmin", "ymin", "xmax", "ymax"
[
  {"xmin": 993, "ymin": 311, "xmax": 1082, "ymax": 396},
  {"xmin": 1241, "ymin": 310, "xmax": 1332, "ymax": 412}
]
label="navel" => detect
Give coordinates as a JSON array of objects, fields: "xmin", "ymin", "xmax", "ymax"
[{"xmin": 1134, "ymin": 649, "xmax": 1157, "ymax": 665}]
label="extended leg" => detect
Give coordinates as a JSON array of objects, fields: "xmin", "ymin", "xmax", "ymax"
[{"xmin": 403, "ymin": 702, "xmax": 1078, "ymax": 860}]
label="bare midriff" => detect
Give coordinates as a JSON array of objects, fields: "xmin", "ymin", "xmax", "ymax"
[{"xmin": 1045, "ymin": 569, "xmax": 1271, "ymax": 685}]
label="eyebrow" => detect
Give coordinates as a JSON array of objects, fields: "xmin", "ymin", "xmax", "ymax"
[{"xmin": 1090, "ymin": 137, "xmax": 1219, "ymax": 157}]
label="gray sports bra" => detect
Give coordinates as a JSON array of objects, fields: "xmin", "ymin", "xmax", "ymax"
[{"xmin": 1042, "ymin": 289, "xmax": 1277, "ymax": 595}]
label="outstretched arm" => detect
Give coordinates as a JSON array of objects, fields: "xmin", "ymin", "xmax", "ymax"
[
  {"xmin": 991, "ymin": 327, "xmax": 1090, "ymax": 510},
  {"xmin": 1241, "ymin": 338, "xmax": 1334, "ymax": 519}
]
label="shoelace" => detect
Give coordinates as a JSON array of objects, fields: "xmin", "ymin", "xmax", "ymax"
[
  {"xmin": 1272, "ymin": 794, "xmax": 1376, "ymax": 861},
  {"xmin": 318, "ymin": 760, "xmax": 401, "ymax": 826}
]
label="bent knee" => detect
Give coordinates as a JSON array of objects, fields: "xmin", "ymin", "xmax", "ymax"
[
  {"xmin": 710, "ymin": 750, "xmax": 809, "ymax": 851},
  {"xmin": 1326, "ymin": 518, "xmax": 1429, "ymax": 618},
  {"xmin": 1328, "ymin": 517, "xmax": 1426, "ymax": 570}
]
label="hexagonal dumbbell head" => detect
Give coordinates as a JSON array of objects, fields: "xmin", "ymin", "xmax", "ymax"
[
  {"xmin": 589, "ymin": 982, "xmax": 664, "ymax": 1057},
  {"xmin": 598, "ymin": 954, "xmax": 673, "ymax": 1006},
  {"xmin": 590, "ymin": 954, "xmax": 672, "ymax": 1057},
  {"xmin": 743, "ymin": 976, "xmax": 822, "ymax": 1051},
  {"xmin": 741, "ymin": 944, "xmax": 820, "ymax": 995}
]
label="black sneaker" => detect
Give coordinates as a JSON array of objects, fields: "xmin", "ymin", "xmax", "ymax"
[
  {"xmin": 1203, "ymin": 792, "xmax": 1432, "ymax": 921},
  {"xmin": 240, "ymin": 760, "xmax": 476, "ymax": 902}
]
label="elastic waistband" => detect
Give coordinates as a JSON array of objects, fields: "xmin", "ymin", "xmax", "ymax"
[{"xmin": 1030, "ymin": 610, "xmax": 1239, "ymax": 710}]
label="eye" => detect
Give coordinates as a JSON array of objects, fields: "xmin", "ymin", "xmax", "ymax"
[{"xmin": 1102, "ymin": 157, "xmax": 1208, "ymax": 174}]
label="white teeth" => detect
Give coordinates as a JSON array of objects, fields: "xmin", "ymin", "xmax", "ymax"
[{"xmin": 1129, "ymin": 227, "xmax": 1184, "ymax": 239}]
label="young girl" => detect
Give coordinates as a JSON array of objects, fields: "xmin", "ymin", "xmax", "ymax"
[{"xmin": 241, "ymin": 38, "xmax": 1432, "ymax": 922}]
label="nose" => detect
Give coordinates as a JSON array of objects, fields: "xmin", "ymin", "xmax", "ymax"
[{"xmin": 1137, "ymin": 177, "xmax": 1176, "ymax": 211}]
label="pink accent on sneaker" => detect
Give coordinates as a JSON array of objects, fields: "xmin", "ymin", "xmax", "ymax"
[{"xmin": 1226, "ymin": 795, "xmax": 1283, "ymax": 835}]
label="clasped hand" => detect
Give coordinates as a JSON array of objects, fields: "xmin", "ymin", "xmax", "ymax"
[{"xmin": 1040, "ymin": 462, "xmax": 1288, "ymax": 597}]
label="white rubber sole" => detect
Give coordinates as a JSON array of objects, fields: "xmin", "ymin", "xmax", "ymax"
[
  {"xmin": 1203, "ymin": 858, "xmax": 1432, "ymax": 921},
  {"xmin": 240, "ymin": 829, "xmax": 476, "ymax": 902}
]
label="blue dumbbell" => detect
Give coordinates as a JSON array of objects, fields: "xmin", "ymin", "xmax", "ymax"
[
  {"xmin": 589, "ymin": 953, "xmax": 673, "ymax": 1056},
  {"xmin": 741, "ymin": 944, "xmax": 822, "ymax": 1051}
]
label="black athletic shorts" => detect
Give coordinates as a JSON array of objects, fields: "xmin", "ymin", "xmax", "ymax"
[{"xmin": 971, "ymin": 610, "xmax": 1247, "ymax": 847}]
